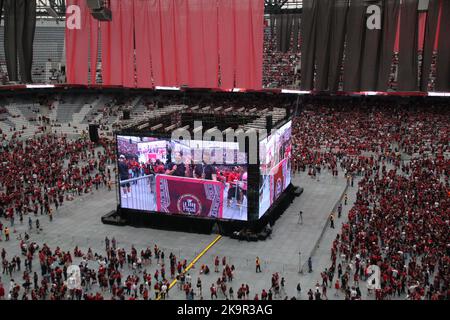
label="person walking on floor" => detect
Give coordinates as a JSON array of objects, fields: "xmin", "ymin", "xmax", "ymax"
[
  {"xmin": 256, "ymin": 257, "xmax": 261, "ymax": 273},
  {"xmin": 298, "ymin": 210, "xmax": 303, "ymax": 224},
  {"xmin": 4, "ymin": 227, "xmax": 10, "ymax": 241}
]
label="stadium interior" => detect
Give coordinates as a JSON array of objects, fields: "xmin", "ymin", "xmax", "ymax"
[{"xmin": 0, "ymin": 0, "xmax": 448, "ymax": 303}]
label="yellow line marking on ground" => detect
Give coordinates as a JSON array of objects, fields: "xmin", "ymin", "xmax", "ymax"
[{"xmin": 156, "ymin": 235, "xmax": 222, "ymax": 300}]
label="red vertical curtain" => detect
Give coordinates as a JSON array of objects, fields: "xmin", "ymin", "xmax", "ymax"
[
  {"xmin": 201, "ymin": 0, "xmax": 219, "ymax": 88},
  {"xmin": 121, "ymin": 0, "xmax": 136, "ymax": 88},
  {"xmin": 159, "ymin": 0, "xmax": 178, "ymax": 86},
  {"xmin": 89, "ymin": 17, "xmax": 99, "ymax": 85},
  {"xmin": 65, "ymin": 0, "xmax": 90, "ymax": 85},
  {"xmin": 148, "ymin": 0, "xmax": 165, "ymax": 86},
  {"xmin": 184, "ymin": 0, "xmax": 219, "ymax": 88},
  {"xmin": 100, "ymin": 0, "xmax": 135, "ymax": 87},
  {"xmin": 106, "ymin": 0, "xmax": 122, "ymax": 85},
  {"xmin": 187, "ymin": 0, "xmax": 208, "ymax": 87},
  {"xmin": 234, "ymin": 0, "xmax": 251, "ymax": 89},
  {"xmin": 250, "ymin": 0, "xmax": 264, "ymax": 90},
  {"xmin": 233, "ymin": 0, "xmax": 263, "ymax": 90},
  {"xmin": 218, "ymin": 0, "xmax": 236, "ymax": 89},
  {"xmin": 74, "ymin": 0, "xmax": 263, "ymax": 89},
  {"xmin": 134, "ymin": 0, "xmax": 153, "ymax": 88}
]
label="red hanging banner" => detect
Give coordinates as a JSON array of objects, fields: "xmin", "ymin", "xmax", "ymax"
[
  {"xmin": 108, "ymin": 0, "xmax": 123, "ymax": 85},
  {"xmin": 100, "ymin": 0, "xmax": 135, "ymax": 87},
  {"xmin": 134, "ymin": 0, "xmax": 153, "ymax": 88},
  {"xmin": 65, "ymin": 0, "xmax": 90, "ymax": 85},
  {"xmin": 202, "ymin": 0, "xmax": 219, "ymax": 88},
  {"xmin": 250, "ymin": 0, "xmax": 264, "ymax": 90},
  {"xmin": 174, "ymin": 0, "xmax": 191, "ymax": 86},
  {"xmin": 73, "ymin": 0, "xmax": 264, "ymax": 90},
  {"xmin": 235, "ymin": 0, "xmax": 252, "ymax": 89},
  {"xmin": 218, "ymin": 0, "xmax": 236, "ymax": 89},
  {"xmin": 188, "ymin": 0, "xmax": 208, "ymax": 87},
  {"xmin": 121, "ymin": 0, "xmax": 136, "ymax": 88},
  {"xmin": 148, "ymin": 0, "xmax": 165, "ymax": 86},
  {"xmin": 159, "ymin": 0, "xmax": 178, "ymax": 86}
]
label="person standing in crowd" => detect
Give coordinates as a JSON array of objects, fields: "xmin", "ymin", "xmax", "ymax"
[
  {"xmin": 256, "ymin": 257, "xmax": 261, "ymax": 273},
  {"xmin": 334, "ymin": 279, "xmax": 340, "ymax": 296},
  {"xmin": 4, "ymin": 227, "xmax": 10, "ymax": 241},
  {"xmin": 210, "ymin": 284, "xmax": 217, "ymax": 300},
  {"xmin": 298, "ymin": 210, "xmax": 303, "ymax": 224},
  {"xmin": 118, "ymin": 155, "xmax": 131, "ymax": 198},
  {"xmin": 48, "ymin": 207, "xmax": 53, "ymax": 222},
  {"xmin": 214, "ymin": 256, "xmax": 219, "ymax": 273}
]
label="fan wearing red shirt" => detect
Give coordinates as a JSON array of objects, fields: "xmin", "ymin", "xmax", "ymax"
[{"xmin": 226, "ymin": 167, "xmax": 241, "ymax": 207}]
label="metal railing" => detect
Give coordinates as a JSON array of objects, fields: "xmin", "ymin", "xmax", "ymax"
[{"xmin": 119, "ymin": 175, "xmax": 155, "ymax": 211}]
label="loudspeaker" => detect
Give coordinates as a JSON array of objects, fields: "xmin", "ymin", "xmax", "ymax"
[
  {"xmin": 87, "ymin": 0, "xmax": 102, "ymax": 10},
  {"xmin": 266, "ymin": 115, "xmax": 273, "ymax": 134},
  {"xmin": 89, "ymin": 124, "xmax": 99, "ymax": 143},
  {"xmin": 91, "ymin": 8, "xmax": 112, "ymax": 21},
  {"xmin": 123, "ymin": 110, "xmax": 130, "ymax": 120},
  {"xmin": 418, "ymin": 0, "xmax": 429, "ymax": 11}
]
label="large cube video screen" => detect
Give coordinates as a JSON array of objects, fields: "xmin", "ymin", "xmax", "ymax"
[
  {"xmin": 259, "ymin": 121, "xmax": 292, "ymax": 218},
  {"xmin": 117, "ymin": 136, "xmax": 248, "ymax": 221}
]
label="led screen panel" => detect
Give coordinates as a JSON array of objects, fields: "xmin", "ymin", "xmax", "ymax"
[
  {"xmin": 258, "ymin": 121, "xmax": 292, "ymax": 218},
  {"xmin": 117, "ymin": 135, "xmax": 248, "ymax": 221}
]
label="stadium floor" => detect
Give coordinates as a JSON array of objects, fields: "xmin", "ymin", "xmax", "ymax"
[{"xmin": 1, "ymin": 170, "xmax": 366, "ymax": 300}]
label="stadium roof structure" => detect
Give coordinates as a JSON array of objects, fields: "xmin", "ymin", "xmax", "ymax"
[
  {"xmin": 0, "ymin": 0, "xmax": 302, "ymax": 19},
  {"xmin": 0, "ymin": 0, "xmax": 66, "ymax": 20},
  {"xmin": 36, "ymin": 0, "xmax": 66, "ymax": 19},
  {"xmin": 265, "ymin": 0, "xmax": 303, "ymax": 13}
]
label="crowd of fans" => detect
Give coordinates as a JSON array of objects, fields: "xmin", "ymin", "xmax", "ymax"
[
  {"xmin": 0, "ymin": 134, "xmax": 116, "ymax": 225},
  {"xmin": 293, "ymin": 99, "xmax": 449, "ymax": 300},
  {"xmin": 263, "ymin": 25, "xmax": 301, "ymax": 89},
  {"xmin": 0, "ymin": 95, "xmax": 449, "ymax": 300}
]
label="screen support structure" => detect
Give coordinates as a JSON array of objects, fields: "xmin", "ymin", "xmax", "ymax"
[{"xmin": 247, "ymin": 131, "xmax": 261, "ymax": 222}]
